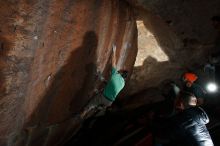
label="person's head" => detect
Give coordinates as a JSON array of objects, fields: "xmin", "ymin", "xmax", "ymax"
[
  {"xmin": 179, "ymin": 91, "xmax": 197, "ymax": 109},
  {"xmin": 182, "ymin": 72, "xmax": 198, "ymax": 87},
  {"xmin": 118, "ymin": 70, "xmax": 128, "ymax": 79}
]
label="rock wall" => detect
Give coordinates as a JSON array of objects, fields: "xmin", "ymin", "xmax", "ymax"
[
  {"xmin": 2, "ymin": 0, "xmax": 220, "ymax": 145},
  {"xmin": 125, "ymin": 0, "xmax": 220, "ymax": 95},
  {"xmin": 0, "ymin": 0, "xmax": 137, "ymax": 145}
]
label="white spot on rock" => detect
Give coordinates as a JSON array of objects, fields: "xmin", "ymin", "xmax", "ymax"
[{"xmin": 34, "ymin": 36, "xmax": 38, "ymax": 40}]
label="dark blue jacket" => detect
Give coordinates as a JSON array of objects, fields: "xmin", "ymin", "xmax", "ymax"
[{"xmin": 171, "ymin": 107, "xmax": 214, "ymax": 146}]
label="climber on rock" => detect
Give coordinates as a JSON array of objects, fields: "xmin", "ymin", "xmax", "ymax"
[{"xmin": 80, "ymin": 45, "xmax": 128, "ymax": 118}]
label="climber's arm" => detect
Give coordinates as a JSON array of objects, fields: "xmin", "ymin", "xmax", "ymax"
[{"xmin": 112, "ymin": 45, "xmax": 117, "ymax": 68}]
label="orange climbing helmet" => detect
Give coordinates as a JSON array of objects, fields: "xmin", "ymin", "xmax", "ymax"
[{"xmin": 183, "ymin": 72, "xmax": 198, "ymax": 83}]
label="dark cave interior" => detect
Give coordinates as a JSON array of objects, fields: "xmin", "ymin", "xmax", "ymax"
[{"xmin": 0, "ymin": 0, "xmax": 220, "ymax": 146}]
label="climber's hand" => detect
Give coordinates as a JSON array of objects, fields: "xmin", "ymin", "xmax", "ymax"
[
  {"xmin": 96, "ymin": 70, "xmax": 105, "ymax": 82},
  {"xmin": 112, "ymin": 44, "xmax": 116, "ymax": 53}
]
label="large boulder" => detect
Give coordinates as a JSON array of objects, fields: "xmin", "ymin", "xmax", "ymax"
[
  {"xmin": 0, "ymin": 0, "xmax": 137, "ymax": 145},
  {"xmin": 125, "ymin": 0, "xmax": 220, "ymax": 95}
]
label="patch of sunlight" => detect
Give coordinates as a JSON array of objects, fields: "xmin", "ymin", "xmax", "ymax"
[{"xmin": 134, "ymin": 20, "xmax": 169, "ymax": 67}]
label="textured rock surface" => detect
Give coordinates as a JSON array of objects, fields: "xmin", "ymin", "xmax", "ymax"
[
  {"xmin": 1, "ymin": 0, "xmax": 220, "ymax": 145},
  {"xmin": 125, "ymin": 0, "xmax": 220, "ymax": 95},
  {"xmin": 0, "ymin": 0, "xmax": 137, "ymax": 145}
]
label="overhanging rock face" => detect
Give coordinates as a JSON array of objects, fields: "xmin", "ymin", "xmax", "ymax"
[
  {"xmin": 124, "ymin": 0, "xmax": 220, "ymax": 96},
  {"xmin": 0, "ymin": 0, "xmax": 137, "ymax": 145}
]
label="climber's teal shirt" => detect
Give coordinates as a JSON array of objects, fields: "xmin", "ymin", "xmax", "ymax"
[{"xmin": 103, "ymin": 67, "xmax": 125, "ymax": 101}]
